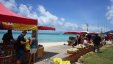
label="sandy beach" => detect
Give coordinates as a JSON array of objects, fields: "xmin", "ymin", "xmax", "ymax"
[{"xmin": 39, "ymin": 42, "xmax": 67, "ymax": 48}]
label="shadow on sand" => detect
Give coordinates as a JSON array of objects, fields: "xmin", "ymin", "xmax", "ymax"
[{"xmin": 35, "ymin": 51, "xmax": 59, "ymax": 62}]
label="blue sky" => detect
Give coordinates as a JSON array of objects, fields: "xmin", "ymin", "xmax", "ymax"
[{"xmin": 0, "ymin": 0, "xmax": 113, "ymax": 33}]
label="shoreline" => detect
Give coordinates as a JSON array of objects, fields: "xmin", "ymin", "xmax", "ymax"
[{"xmin": 38, "ymin": 42, "xmax": 67, "ymax": 48}]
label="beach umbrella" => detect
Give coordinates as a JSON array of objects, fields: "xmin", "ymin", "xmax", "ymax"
[
  {"xmin": 80, "ymin": 31, "xmax": 87, "ymax": 34},
  {"xmin": 88, "ymin": 32, "xmax": 98, "ymax": 35},
  {"xmin": 38, "ymin": 26, "xmax": 55, "ymax": 30},
  {"xmin": 64, "ymin": 32, "xmax": 80, "ymax": 34},
  {"xmin": 64, "ymin": 31, "xmax": 88, "ymax": 35},
  {"xmin": 0, "ymin": 3, "xmax": 37, "ymax": 25}
]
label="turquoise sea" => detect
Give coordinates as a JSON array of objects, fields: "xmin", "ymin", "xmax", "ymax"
[{"xmin": 0, "ymin": 31, "xmax": 76, "ymax": 43}]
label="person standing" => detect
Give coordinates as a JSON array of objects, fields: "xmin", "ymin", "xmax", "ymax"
[
  {"xmin": 2, "ymin": 30, "xmax": 13, "ymax": 49},
  {"xmin": 72, "ymin": 37, "xmax": 78, "ymax": 47},
  {"xmin": 15, "ymin": 31, "xmax": 27, "ymax": 64},
  {"xmin": 29, "ymin": 35, "xmax": 38, "ymax": 64},
  {"xmin": 77, "ymin": 35, "xmax": 82, "ymax": 44},
  {"xmin": 86, "ymin": 34, "xmax": 91, "ymax": 43},
  {"xmin": 83, "ymin": 38, "xmax": 88, "ymax": 46},
  {"xmin": 93, "ymin": 34, "xmax": 101, "ymax": 53}
]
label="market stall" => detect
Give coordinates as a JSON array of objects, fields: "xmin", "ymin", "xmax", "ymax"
[
  {"xmin": 38, "ymin": 26, "xmax": 55, "ymax": 30},
  {"xmin": 0, "ymin": 3, "xmax": 56, "ymax": 64},
  {"xmin": 0, "ymin": 3, "xmax": 37, "ymax": 64}
]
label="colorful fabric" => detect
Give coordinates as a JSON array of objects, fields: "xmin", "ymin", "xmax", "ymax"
[{"xmin": 13, "ymin": 23, "xmax": 37, "ymax": 30}]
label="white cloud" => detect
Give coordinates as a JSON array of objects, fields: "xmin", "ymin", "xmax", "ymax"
[
  {"xmin": 18, "ymin": 4, "xmax": 38, "ymax": 19},
  {"xmin": 80, "ymin": 24, "xmax": 109, "ymax": 32},
  {"xmin": 0, "ymin": 0, "xmax": 38, "ymax": 19},
  {"xmin": 0, "ymin": 0, "xmax": 103, "ymax": 32},
  {"xmin": 0, "ymin": 0, "xmax": 18, "ymax": 12},
  {"xmin": 106, "ymin": 0, "xmax": 113, "ymax": 24},
  {"xmin": 19, "ymin": 4, "xmax": 31, "ymax": 16},
  {"xmin": 61, "ymin": 18, "xmax": 65, "ymax": 21},
  {"xmin": 37, "ymin": 5, "xmax": 58, "ymax": 24},
  {"xmin": 37, "ymin": 5, "xmax": 84, "ymax": 32},
  {"xmin": 110, "ymin": 0, "xmax": 113, "ymax": 2},
  {"xmin": 88, "ymin": 26, "xmax": 99, "ymax": 32}
]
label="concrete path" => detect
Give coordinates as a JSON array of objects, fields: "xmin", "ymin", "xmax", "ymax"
[{"xmin": 34, "ymin": 45, "xmax": 72, "ymax": 64}]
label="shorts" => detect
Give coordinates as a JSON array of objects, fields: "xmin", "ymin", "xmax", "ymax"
[
  {"xmin": 16, "ymin": 49, "xmax": 25, "ymax": 60},
  {"xmin": 30, "ymin": 48, "xmax": 37, "ymax": 54}
]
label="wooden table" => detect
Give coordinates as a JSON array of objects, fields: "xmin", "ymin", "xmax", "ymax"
[{"xmin": 36, "ymin": 46, "xmax": 44, "ymax": 59}]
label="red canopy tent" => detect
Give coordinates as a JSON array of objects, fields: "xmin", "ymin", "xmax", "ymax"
[
  {"xmin": 80, "ymin": 31, "xmax": 87, "ymax": 34},
  {"xmin": 0, "ymin": 3, "xmax": 56, "ymax": 31},
  {"xmin": 64, "ymin": 32, "xmax": 80, "ymax": 34},
  {"xmin": 0, "ymin": 3, "xmax": 37, "ymax": 25},
  {"xmin": 88, "ymin": 32, "xmax": 98, "ymax": 35},
  {"xmin": 64, "ymin": 31, "xmax": 87, "ymax": 35},
  {"xmin": 38, "ymin": 26, "xmax": 55, "ymax": 30}
]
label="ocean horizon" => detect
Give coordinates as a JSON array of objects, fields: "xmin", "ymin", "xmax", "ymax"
[{"xmin": 0, "ymin": 31, "xmax": 76, "ymax": 43}]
